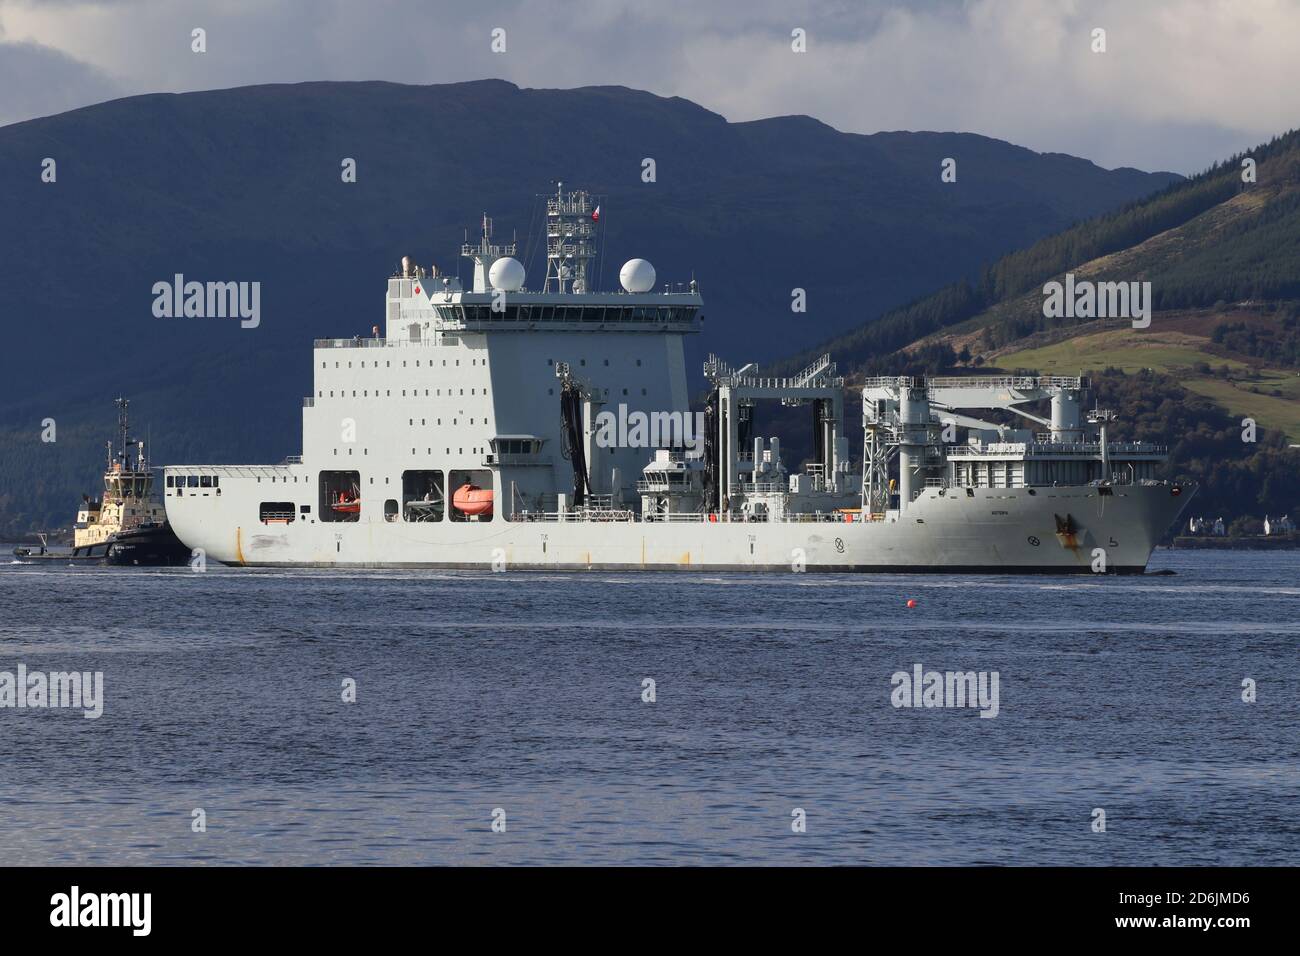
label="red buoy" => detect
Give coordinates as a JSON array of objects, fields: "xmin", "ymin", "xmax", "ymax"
[{"xmin": 906, "ymin": 599, "xmax": 917, "ymax": 609}]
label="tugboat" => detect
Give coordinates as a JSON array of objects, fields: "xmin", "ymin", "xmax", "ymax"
[
  {"xmin": 12, "ymin": 398, "xmax": 191, "ymax": 566},
  {"xmin": 10, "ymin": 531, "xmax": 105, "ymax": 564}
]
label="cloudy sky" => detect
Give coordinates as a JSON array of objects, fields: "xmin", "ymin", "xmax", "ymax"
[{"xmin": 2, "ymin": 0, "xmax": 1297, "ymax": 174}]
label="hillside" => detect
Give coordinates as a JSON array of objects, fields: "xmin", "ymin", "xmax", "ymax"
[
  {"xmin": 783, "ymin": 128, "xmax": 1300, "ymax": 374},
  {"xmin": 987, "ymin": 311, "xmax": 1300, "ymax": 441},
  {"xmin": 0, "ymin": 80, "xmax": 1182, "ymax": 535},
  {"xmin": 933, "ymin": 131, "xmax": 1300, "ymax": 444},
  {"xmin": 782, "ymin": 128, "xmax": 1300, "ymax": 527}
]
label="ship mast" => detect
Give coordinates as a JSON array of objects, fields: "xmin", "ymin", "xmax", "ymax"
[
  {"xmin": 460, "ymin": 213, "xmax": 517, "ymax": 293},
  {"xmin": 543, "ymin": 183, "xmax": 597, "ymax": 294},
  {"xmin": 115, "ymin": 396, "xmax": 132, "ymax": 471}
]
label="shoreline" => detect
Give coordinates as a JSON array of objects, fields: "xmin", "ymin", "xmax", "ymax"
[{"xmin": 1169, "ymin": 535, "xmax": 1300, "ymax": 550}]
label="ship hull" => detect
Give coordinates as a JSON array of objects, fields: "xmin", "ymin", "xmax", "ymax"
[
  {"xmin": 166, "ymin": 481, "xmax": 1192, "ymax": 573},
  {"xmin": 104, "ymin": 522, "xmax": 192, "ymax": 567},
  {"xmin": 11, "ymin": 544, "xmax": 110, "ymax": 565}
]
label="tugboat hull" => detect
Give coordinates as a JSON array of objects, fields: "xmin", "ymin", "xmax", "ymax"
[
  {"xmin": 12, "ymin": 524, "xmax": 189, "ymax": 567},
  {"xmin": 11, "ymin": 543, "xmax": 110, "ymax": 565},
  {"xmin": 105, "ymin": 522, "xmax": 192, "ymax": 567}
]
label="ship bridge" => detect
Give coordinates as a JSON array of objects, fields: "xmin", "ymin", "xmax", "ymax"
[
  {"xmin": 382, "ymin": 185, "xmax": 701, "ymax": 343},
  {"xmin": 429, "ymin": 291, "xmax": 701, "ymax": 333}
]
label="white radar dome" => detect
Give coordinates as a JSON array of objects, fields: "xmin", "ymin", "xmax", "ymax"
[
  {"xmin": 619, "ymin": 258, "xmax": 656, "ymax": 293},
  {"xmin": 489, "ymin": 257, "xmax": 525, "ymax": 292}
]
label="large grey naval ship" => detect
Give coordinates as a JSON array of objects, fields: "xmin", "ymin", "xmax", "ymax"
[{"xmin": 165, "ymin": 186, "xmax": 1193, "ymax": 572}]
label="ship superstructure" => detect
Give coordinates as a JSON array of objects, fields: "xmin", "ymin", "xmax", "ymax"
[
  {"xmin": 72, "ymin": 398, "xmax": 167, "ymax": 552},
  {"xmin": 164, "ymin": 186, "xmax": 1192, "ymax": 572},
  {"xmin": 15, "ymin": 398, "xmax": 191, "ymax": 565}
]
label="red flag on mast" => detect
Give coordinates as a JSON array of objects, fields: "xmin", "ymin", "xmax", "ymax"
[{"xmin": 592, "ymin": 205, "xmax": 601, "ymax": 222}]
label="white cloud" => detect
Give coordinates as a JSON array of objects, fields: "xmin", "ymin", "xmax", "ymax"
[
  {"xmin": 1, "ymin": 0, "xmax": 1296, "ymax": 172},
  {"xmin": 0, "ymin": 37, "xmax": 123, "ymax": 127}
]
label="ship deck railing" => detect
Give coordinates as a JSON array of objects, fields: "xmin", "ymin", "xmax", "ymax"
[
  {"xmin": 636, "ymin": 480, "xmax": 692, "ymax": 492},
  {"xmin": 730, "ymin": 481, "xmax": 794, "ymax": 495},
  {"xmin": 512, "ymin": 508, "xmax": 638, "ymax": 523},
  {"xmin": 313, "ymin": 335, "xmax": 465, "ymax": 349},
  {"xmin": 509, "ymin": 509, "xmax": 865, "ymax": 524},
  {"xmin": 489, "ymin": 453, "xmax": 554, "ymax": 467},
  {"xmin": 314, "ymin": 337, "xmax": 389, "ymax": 349},
  {"xmin": 933, "ymin": 473, "xmax": 1161, "ymax": 491},
  {"xmin": 949, "ymin": 441, "xmax": 1167, "ymax": 457},
  {"xmin": 862, "ymin": 374, "xmax": 1089, "ymax": 390}
]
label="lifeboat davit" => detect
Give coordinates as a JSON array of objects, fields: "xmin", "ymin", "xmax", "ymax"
[{"xmin": 452, "ymin": 483, "xmax": 493, "ymax": 517}]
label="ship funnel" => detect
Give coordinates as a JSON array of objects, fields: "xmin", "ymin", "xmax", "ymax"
[
  {"xmin": 897, "ymin": 384, "xmax": 931, "ymax": 508},
  {"xmin": 1050, "ymin": 389, "xmax": 1083, "ymax": 442}
]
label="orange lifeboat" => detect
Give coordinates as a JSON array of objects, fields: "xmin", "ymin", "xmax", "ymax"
[
  {"xmin": 452, "ymin": 483, "xmax": 493, "ymax": 517},
  {"xmin": 331, "ymin": 491, "xmax": 361, "ymax": 514}
]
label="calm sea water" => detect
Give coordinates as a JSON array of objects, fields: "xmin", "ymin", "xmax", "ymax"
[{"xmin": 0, "ymin": 549, "xmax": 1296, "ymax": 866}]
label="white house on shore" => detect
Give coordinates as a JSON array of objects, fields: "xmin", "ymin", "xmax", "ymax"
[{"xmin": 1264, "ymin": 514, "xmax": 1296, "ymax": 535}]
